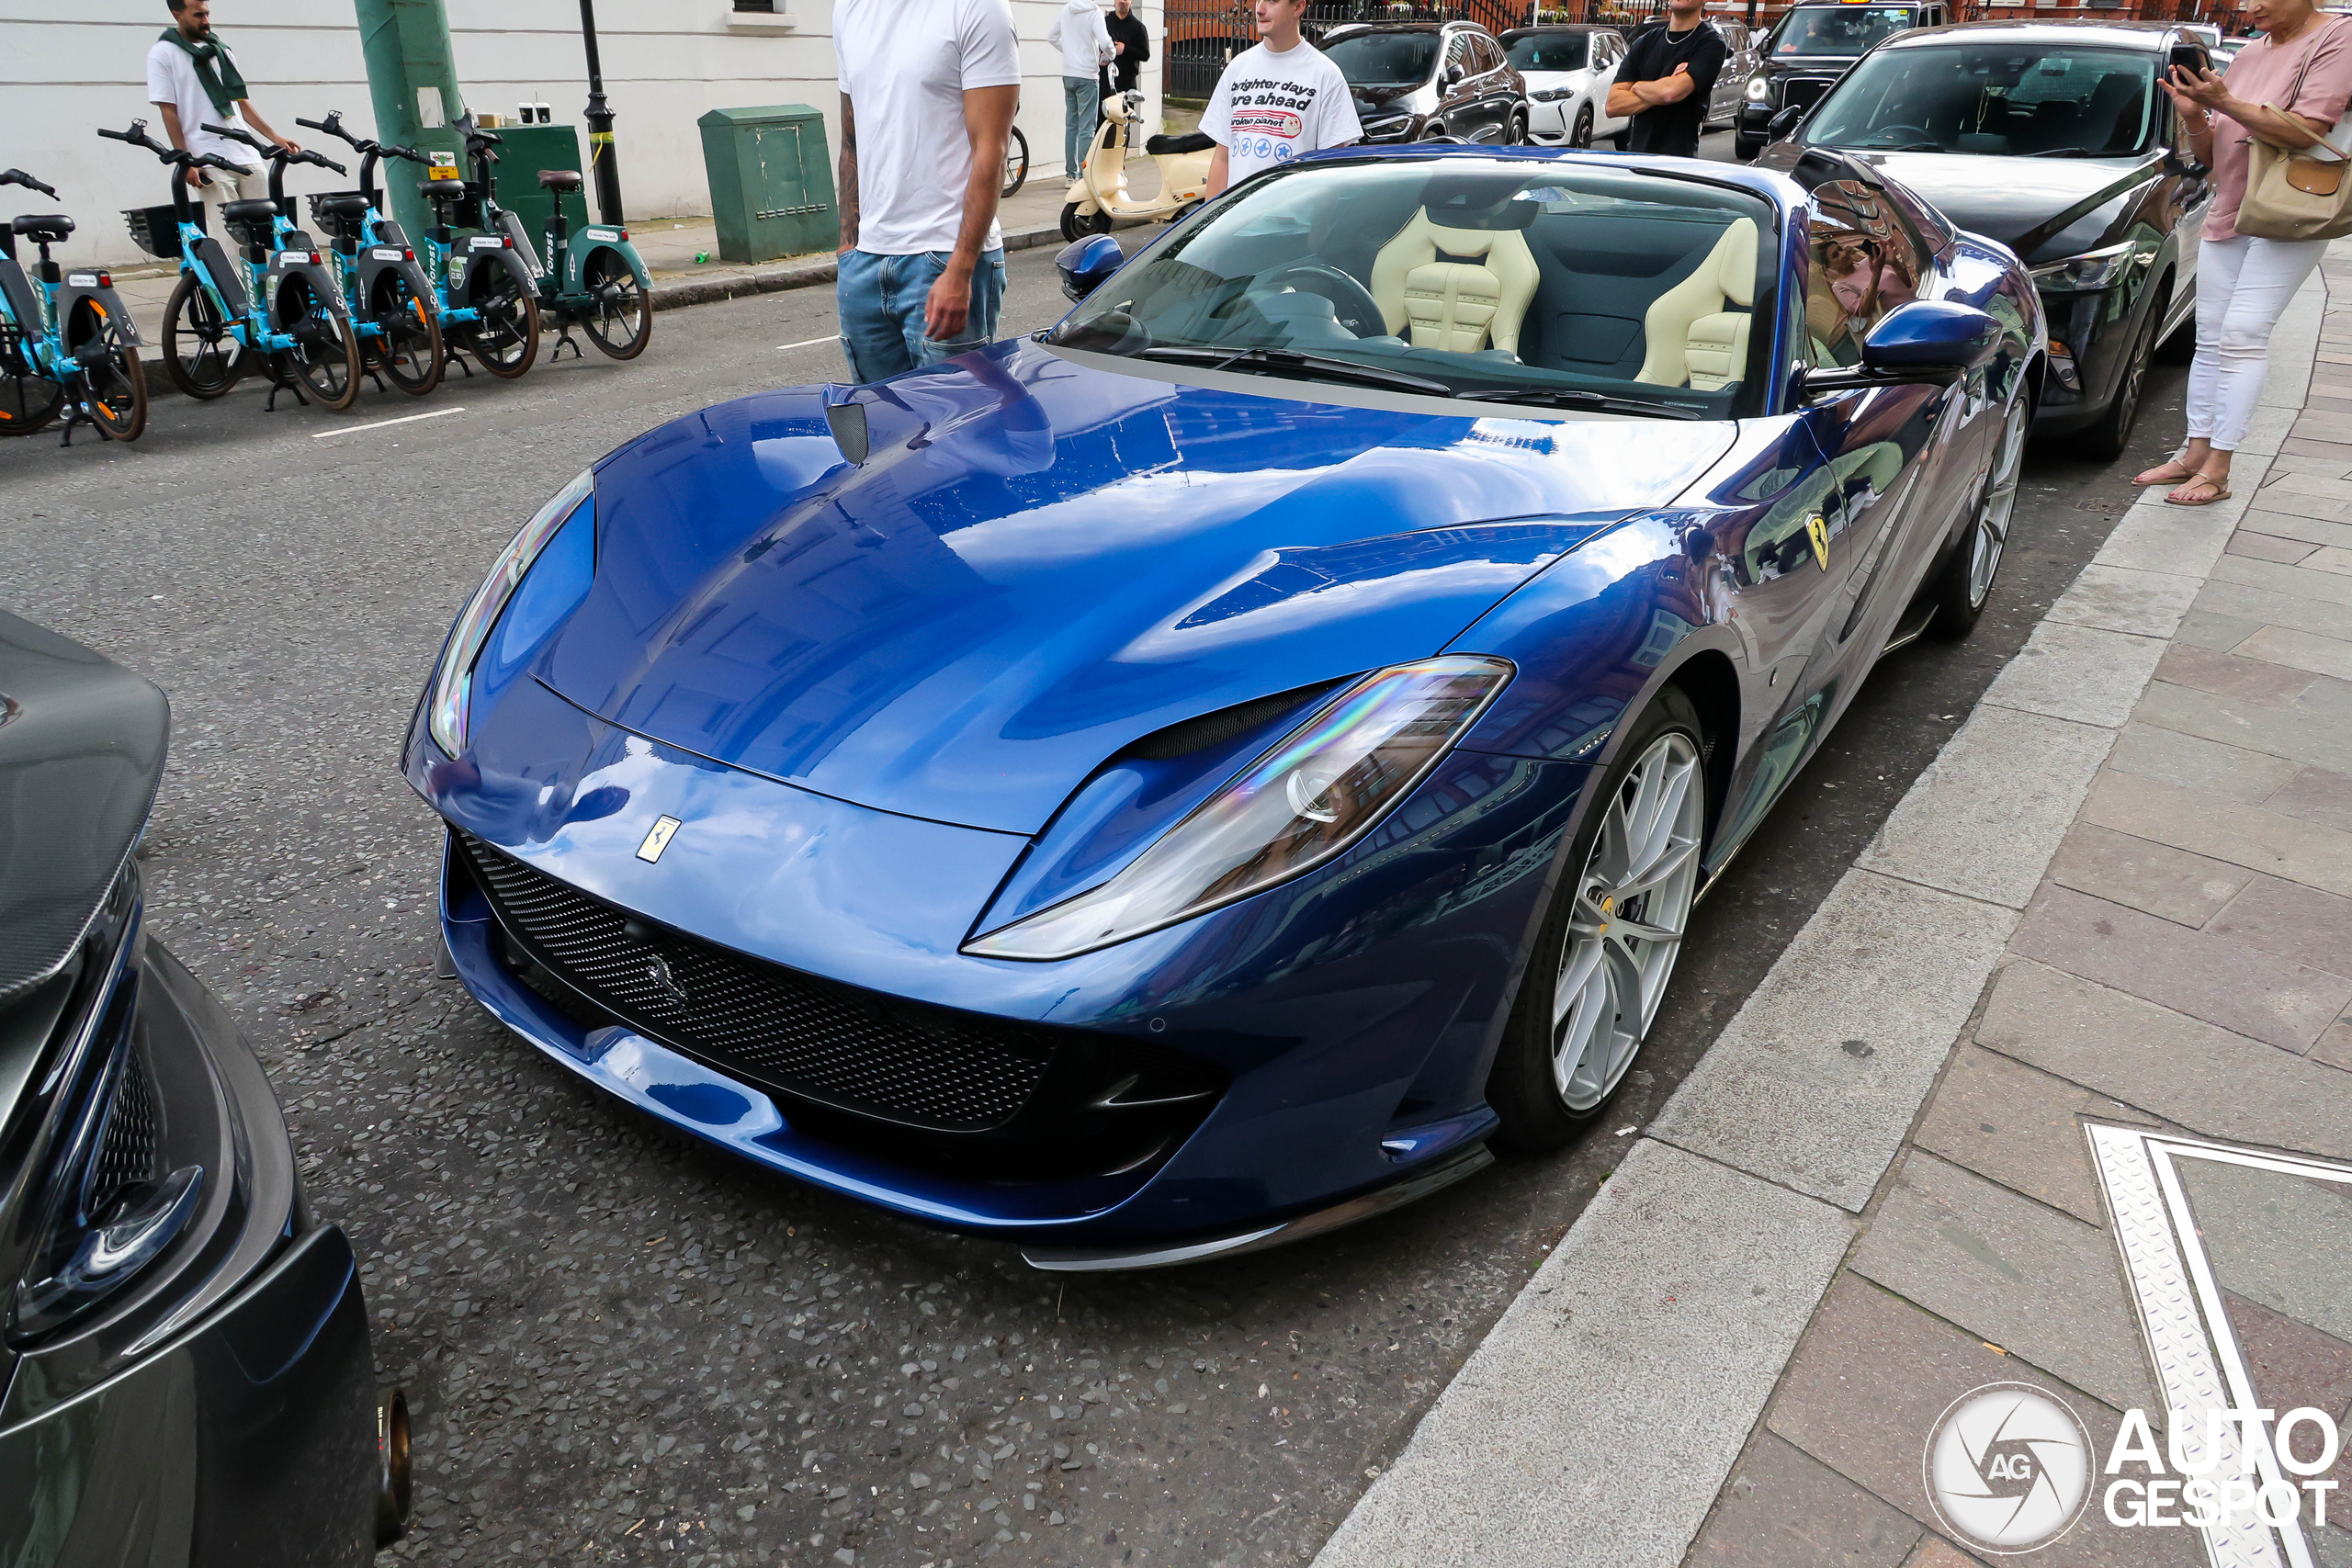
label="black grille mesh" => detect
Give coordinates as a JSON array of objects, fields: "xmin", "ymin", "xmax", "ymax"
[
  {"xmin": 458, "ymin": 833, "xmax": 1052, "ymax": 1131},
  {"xmin": 1783, "ymin": 77, "xmax": 1838, "ymax": 112},
  {"xmin": 90, "ymin": 1051, "xmax": 159, "ymax": 1218}
]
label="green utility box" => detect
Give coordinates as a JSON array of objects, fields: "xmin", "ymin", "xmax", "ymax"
[
  {"xmin": 486, "ymin": 123, "xmax": 592, "ymax": 260},
  {"xmin": 699, "ymin": 105, "xmax": 838, "ymax": 264}
]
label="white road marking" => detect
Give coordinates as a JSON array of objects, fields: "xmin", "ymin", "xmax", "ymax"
[
  {"xmin": 775, "ymin": 334, "xmax": 836, "ymax": 351},
  {"xmin": 311, "ymin": 406, "xmax": 467, "ymax": 438}
]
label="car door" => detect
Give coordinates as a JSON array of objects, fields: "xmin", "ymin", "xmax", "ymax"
[
  {"xmin": 1712, "ymin": 24, "xmax": 1750, "ymax": 126},
  {"xmin": 1474, "ymin": 33, "xmax": 1518, "ymax": 139},
  {"xmin": 2161, "ymin": 88, "xmax": 2211, "ymax": 314},
  {"xmin": 1439, "ymin": 30, "xmax": 1477, "ymax": 136},
  {"xmin": 1594, "ymin": 32, "xmax": 1629, "ymax": 130}
]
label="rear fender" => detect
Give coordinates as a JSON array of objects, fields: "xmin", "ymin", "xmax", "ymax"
[
  {"xmin": 267, "ymin": 254, "xmax": 352, "ymax": 332},
  {"xmin": 560, "ymin": 233, "xmax": 650, "ymax": 297},
  {"xmin": 56, "ymin": 277, "xmax": 142, "ymax": 349},
  {"xmin": 356, "ymin": 245, "xmax": 437, "ymax": 313},
  {"xmin": 462, "ymin": 231, "xmax": 539, "ymax": 295}
]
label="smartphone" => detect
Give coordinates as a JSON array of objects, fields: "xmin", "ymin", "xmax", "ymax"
[{"xmin": 2168, "ymin": 40, "xmax": 2211, "ymax": 77}]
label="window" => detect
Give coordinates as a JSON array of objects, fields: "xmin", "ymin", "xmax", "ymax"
[
  {"xmin": 1803, "ymin": 180, "xmax": 1922, "ymax": 367},
  {"xmin": 1801, "ymin": 42, "xmax": 2160, "ymax": 156},
  {"xmin": 1770, "ymin": 6, "xmax": 1917, "ymax": 59},
  {"xmin": 1328, "ymin": 31, "xmax": 1443, "ymax": 86},
  {"xmin": 1507, "ymin": 32, "xmax": 1592, "ymax": 72}
]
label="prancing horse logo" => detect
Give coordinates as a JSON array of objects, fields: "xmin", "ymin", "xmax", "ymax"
[{"xmin": 644, "ymin": 952, "xmax": 688, "ymax": 1006}]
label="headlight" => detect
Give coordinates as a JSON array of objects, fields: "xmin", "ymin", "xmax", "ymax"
[
  {"xmin": 1532, "ymin": 86, "xmax": 1571, "ymax": 102},
  {"xmin": 965, "ymin": 655, "xmax": 1511, "ymax": 960},
  {"xmin": 1746, "ymin": 74, "xmax": 1772, "ymax": 102},
  {"xmin": 427, "ymin": 468, "xmax": 595, "ymax": 757},
  {"xmin": 2030, "ymin": 243, "xmax": 2137, "ymax": 292}
]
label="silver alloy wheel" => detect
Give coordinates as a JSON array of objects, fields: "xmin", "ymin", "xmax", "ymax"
[
  {"xmin": 1969, "ymin": 396, "xmax": 2029, "ymax": 608},
  {"xmin": 1552, "ymin": 729, "xmax": 1705, "ymax": 1112}
]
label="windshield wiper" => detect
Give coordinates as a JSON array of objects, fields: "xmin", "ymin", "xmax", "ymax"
[
  {"xmin": 1452, "ymin": 386, "xmax": 1707, "ymax": 421},
  {"xmin": 2022, "ymin": 146, "xmax": 2109, "ymax": 158},
  {"xmin": 1865, "ymin": 141, "xmax": 1949, "ymax": 152},
  {"xmin": 1134, "ymin": 344, "xmax": 1454, "ymax": 396}
]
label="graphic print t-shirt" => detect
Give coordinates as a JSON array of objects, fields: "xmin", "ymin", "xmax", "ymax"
[{"xmin": 1204, "ymin": 39, "xmax": 1363, "ymax": 187}]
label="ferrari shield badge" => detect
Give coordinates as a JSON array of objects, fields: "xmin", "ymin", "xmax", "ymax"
[
  {"xmin": 1805, "ymin": 513, "xmax": 1831, "ymax": 572},
  {"xmin": 636, "ymin": 816, "xmax": 682, "ymax": 863}
]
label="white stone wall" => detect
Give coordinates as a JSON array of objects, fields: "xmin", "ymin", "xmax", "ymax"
[{"xmin": 3, "ymin": 0, "xmax": 1162, "ymax": 266}]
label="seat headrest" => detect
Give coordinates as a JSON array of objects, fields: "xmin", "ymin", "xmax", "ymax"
[{"xmin": 1710, "ymin": 218, "xmax": 1759, "ymax": 310}]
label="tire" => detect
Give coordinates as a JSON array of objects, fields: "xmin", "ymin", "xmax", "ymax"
[
  {"xmin": 162, "ymin": 270, "xmax": 242, "ymax": 400},
  {"xmin": 67, "ymin": 297, "xmax": 149, "ymax": 442},
  {"xmin": 1571, "ymin": 103, "xmax": 1596, "ymax": 149},
  {"xmin": 1487, "ymin": 686, "xmax": 1710, "ymax": 1152},
  {"xmin": 369, "ymin": 271, "xmax": 444, "ymax": 396},
  {"xmin": 1003, "ymin": 126, "xmax": 1030, "ymax": 199},
  {"xmin": 0, "ymin": 321, "xmax": 63, "ymax": 434},
  {"xmin": 1928, "ymin": 389, "xmax": 2030, "ymax": 639},
  {"xmin": 1059, "ymin": 202, "xmax": 1113, "ymax": 243},
  {"xmin": 2075, "ymin": 290, "xmax": 2161, "ymax": 462},
  {"xmin": 1506, "ymin": 107, "xmax": 1529, "ymax": 145},
  {"xmin": 579, "ymin": 249, "xmax": 652, "ymax": 361},
  {"xmin": 274, "ymin": 275, "xmax": 363, "ymax": 412},
  {"xmin": 462, "ymin": 270, "xmax": 540, "ymax": 380}
]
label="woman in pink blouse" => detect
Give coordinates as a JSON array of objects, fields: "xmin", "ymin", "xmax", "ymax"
[{"xmin": 2137, "ymin": 0, "xmax": 2351, "ymax": 504}]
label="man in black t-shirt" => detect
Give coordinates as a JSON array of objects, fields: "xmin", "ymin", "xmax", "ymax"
[
  {"xmin": 1102, "ymin": 0, "xmax": 1150, "ymax": 96},
  {"xmin": 1605, "ymin": 0, "xmax": 1728, "ymax": 157}
]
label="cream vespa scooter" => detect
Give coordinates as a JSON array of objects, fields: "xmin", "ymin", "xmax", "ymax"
[{"xmin": 1059, "ymin": 88, "xmax": 1215, "ymax": 242}]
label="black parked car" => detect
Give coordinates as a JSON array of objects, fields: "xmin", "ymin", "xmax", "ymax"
[
  {"xmin": 0, "ymin": 610, "xmax": 406, "ymax": 1565},
  {"xmin": 1324, "ymin": 20, "xmax": 1529, "ymax": 144},
  {"xmin": 1767, "ymin": 21, "xmax": 2209, "ymax": 457},
  {"xmin": 1736, "ymin": 0, "xmax": 1951, "ymax": 159}
]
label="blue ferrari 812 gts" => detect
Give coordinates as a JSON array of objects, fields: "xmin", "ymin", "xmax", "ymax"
[{"xmin": 402, "ymin": 146, "xmax": 2042, "ymax": 1269}]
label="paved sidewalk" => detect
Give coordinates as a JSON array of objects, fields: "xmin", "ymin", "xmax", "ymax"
[{"xmin": 1317, "ymin": 245, "xmax": 2352, "ymax": 1568}]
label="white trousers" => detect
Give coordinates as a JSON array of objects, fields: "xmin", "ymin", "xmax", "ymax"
[
  {"xmin": 196, "ymin": 164, "xmax": 261, "ymax": 235},
  {"xmin": 2185, "ymin": 231, "xmax": 2328, "ymax": 452}
]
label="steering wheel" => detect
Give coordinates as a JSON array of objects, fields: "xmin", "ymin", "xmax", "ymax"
[
  {"xmin": 1863, "ymin": 125, "xmax": 1937, "ymax": 146},
  {"xmin": 1254, "ymin": 262, "xmax": 1386, "ymax": 340}
]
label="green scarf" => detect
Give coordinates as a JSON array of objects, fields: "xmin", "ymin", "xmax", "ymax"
[{"xmin": 158, "ymin": 28, "xmax": 247, "ymax": 118}]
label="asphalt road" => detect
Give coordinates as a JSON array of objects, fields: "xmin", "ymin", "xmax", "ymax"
[{"xmin": 0, "ymin": 190, "xmax": 2191, "ymax": 1568}]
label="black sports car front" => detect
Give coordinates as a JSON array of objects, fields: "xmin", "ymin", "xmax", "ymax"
[{"xmin": 0, "ymin": 609, "xmax": 404, "ymax": 1565}]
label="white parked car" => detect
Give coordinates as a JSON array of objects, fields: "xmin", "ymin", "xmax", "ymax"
[{"xmin": 1502, "ymin": 25, "xmax": 1634, "ymax": 149}]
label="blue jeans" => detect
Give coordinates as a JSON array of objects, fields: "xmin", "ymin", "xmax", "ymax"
[
  {"xmin": 835, "ymin": 246, "xmax": 1007, "ymax": 382},
  {"xmin": 1064, "ymin": 75, "xmax": 1100, "ymax": 181}
]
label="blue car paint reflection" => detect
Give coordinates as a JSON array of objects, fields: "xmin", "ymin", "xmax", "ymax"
[{"xmin": 403, "ymin": 149, "xmax": 2043, "ymax": 1258}]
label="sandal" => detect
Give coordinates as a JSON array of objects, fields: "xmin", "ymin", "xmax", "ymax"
[
  {"xmin": 2164, "ymin": 474, "xmax": 2232, "ymax": 506},
  {"xmin": 2133, "ymin": 457, "xmax": 2199, "ymax": 486}
]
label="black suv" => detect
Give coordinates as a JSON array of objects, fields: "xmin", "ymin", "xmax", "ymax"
[
  {"xmin": 1323, "ymin": 20, "xmax": 1530, "ymax": 144},
  {"xmin": 1736, "ymin": 0, "xmax": 1951, "ymax": 159}
]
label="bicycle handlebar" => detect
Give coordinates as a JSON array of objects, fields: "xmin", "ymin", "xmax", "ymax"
[
  {"xmin": 379, "ymin": 142, "xmax": 428, "ymax": 164},
  {"xmin": 202, "ymin": 120, "xmax": 271, "ymax": 152},
  {"xmin": 0, "ymin": 169, "xmax": 60, "ymax": 199},
  {"xmin": 202, "ymin": 124, "xmax": 345, "ymax": 174}
]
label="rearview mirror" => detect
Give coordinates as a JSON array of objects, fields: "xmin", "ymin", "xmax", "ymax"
[
  {"xmin": 1805, "ymin": 300, "xmax": 2002, "ymax": 397},
  {"xmin": 1769, "ymin": 105, "xmax": 1804, "ymax": 139},
  {"xmin": 1054, "ymin": 233, "xmax": 1125, "ymax": 301},
  {"xmin": 1445, "ymin": 62, "xmax": 1467, "ymax": 85}
]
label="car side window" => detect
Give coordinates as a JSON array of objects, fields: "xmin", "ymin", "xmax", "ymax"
[
  {"xmin": 1473, "ymin": 35, "xmax": 1502, "ymax": 73},
  {"xmin": 1804, "ymin": 180, "xmax": 1921, "ymax": 367},
  {"xmin": 1446, "ymin": 32, "xmax": 1471, "ymax": 75}
]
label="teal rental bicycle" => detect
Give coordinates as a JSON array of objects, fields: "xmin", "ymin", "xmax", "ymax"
[
  {"xmin": 460, "ymin": 120, "xmax": 653, "ymax": 361},
  {"xmin": 102, "ymin": 118, "xmax": 363, "ymax": 413},
  {"xmin": 0, "ymin": 167, "xmax": 147, "ymax": 442},
  {"xmin": 415, "ymin": 156, "xmax": 539, "ymax": 381},
  {"xmin": 294, "ymin": 112, "xmax": 445, "ymax": 395}
]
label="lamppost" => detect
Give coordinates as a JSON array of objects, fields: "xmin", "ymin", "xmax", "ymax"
[{"xmin": 578, "ymin": 0, "xmax": 624, "ymax": 225}]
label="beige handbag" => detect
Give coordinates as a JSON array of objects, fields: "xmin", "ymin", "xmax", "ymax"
[{"xmin": 2239, "ymin": 18, "xmax": 2352, "ymax": 242}]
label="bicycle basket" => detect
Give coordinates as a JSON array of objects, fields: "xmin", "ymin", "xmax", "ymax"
[{"xmin": 123, "ymin": 204, "xmax": 197, "ymax": 261}]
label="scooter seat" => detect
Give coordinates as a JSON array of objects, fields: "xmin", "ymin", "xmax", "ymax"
[
  {"xmin": 537, "ymin": 168, "xmax": 583, "ymax": 194},
  {"xmin": 1145, "ymin": 131, "xmax": 1214, "ymax": 156},
  {"xmin": 9, "ymin": 214, "xmax": 74, "ymax": 242},
  {"xmin": 313, "ymin": 192, "xmax": 371, "ymax": 219},
  {"xmin": 220, "ymin": 198, "xmax": 280, "ymax": 225},
  {"xmin": 419, "ymin": 178, "xmax": 469, "ymax": 203}
]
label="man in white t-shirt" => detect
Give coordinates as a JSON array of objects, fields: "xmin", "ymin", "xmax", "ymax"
[
  {"xmin": 1046, "ymin": 0, "xmax": 1114, "ymax": 184},
  {"xmin": 1203, "ymin": 0, "xmax": 1361, "ymax": 197},
  {"xmin": 833, "ymin": 0, "xmax": 1022, "ymax": 380},
  {"xmin": 145, "ymin": 0, "xmax": 300, "ymax": 231}
]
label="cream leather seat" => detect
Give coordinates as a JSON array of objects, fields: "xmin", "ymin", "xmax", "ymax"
[
  {"xmin": 1634, "ymin": 218, "xmax": 1758, "ymax": 392},
  {"xmin": 1368, "ymin": 210, "xmax": 1542, "ymax": 356}
]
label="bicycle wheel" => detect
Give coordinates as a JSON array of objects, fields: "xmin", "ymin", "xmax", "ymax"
[
  {"xmin": 0, "ymin": 320, "xmax": 63, "ymax": 434},
  {"xmin": 579, "ymin": 250, "xmax": 651, "ymax": 360},
  {"xmin": 1003, "ymin": 126, "xmax": 1030, "ymax": 198},
  {"xmin": 162, "ymin": 271, "xmax": 243, "ymax": 399},
  {"xmin": 67, "ymin": 297, "xmax": 148, "ymax": 442},
  {"xmin": 369, "ymin": 271, "xmax": 444, "ymax": 396},
  {"xmin": 274, "ymin": 275, "xmax": 363, "ymax": 412},
  {"xmin": 462, "ymin": 270, "xmax": 540, "ymax": 379}
]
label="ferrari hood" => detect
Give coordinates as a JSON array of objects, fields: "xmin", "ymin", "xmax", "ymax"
[{"xmin": 534, "ymin": 341, "xmax": 1731, "ymax": 835}]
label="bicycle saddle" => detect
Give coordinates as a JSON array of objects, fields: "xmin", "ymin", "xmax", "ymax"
[
  {"xmin": 419, "ymin": 178, "xmax": 468, "ymax": 202},
  {"xmin": 537, "ymin": 169, "xmax": 583, "ymax": 193},
  {"xmin": 220, "ymin": 198, "xmax": 279, "ymax": 225},
  {"xmin": 8, "ymin": 214, "xmax": 74, "ymax": 242},
  {"xmin": 312, "ymin": 192, "xmax": 371, "ymax": 219}
]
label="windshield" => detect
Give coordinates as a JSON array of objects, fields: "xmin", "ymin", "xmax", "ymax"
[
  {"xmin": 1325, "ymin": 31, "xmax": 1442, "ymax": 86},
  {"xmin": 1803, "ymin": 43, "xmax": 2159, "ymax": 156},
  {"xmin": 1504, "ymin": 31, "xmax": 1590, "ymax": 72},
  {"xmin": 1770, "ymin": 6, "xmax": 1914, "ymax": 57},
  {"xmin": 1051, "ymin": 157, "xmax": 1778, "ymax": 420}
]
